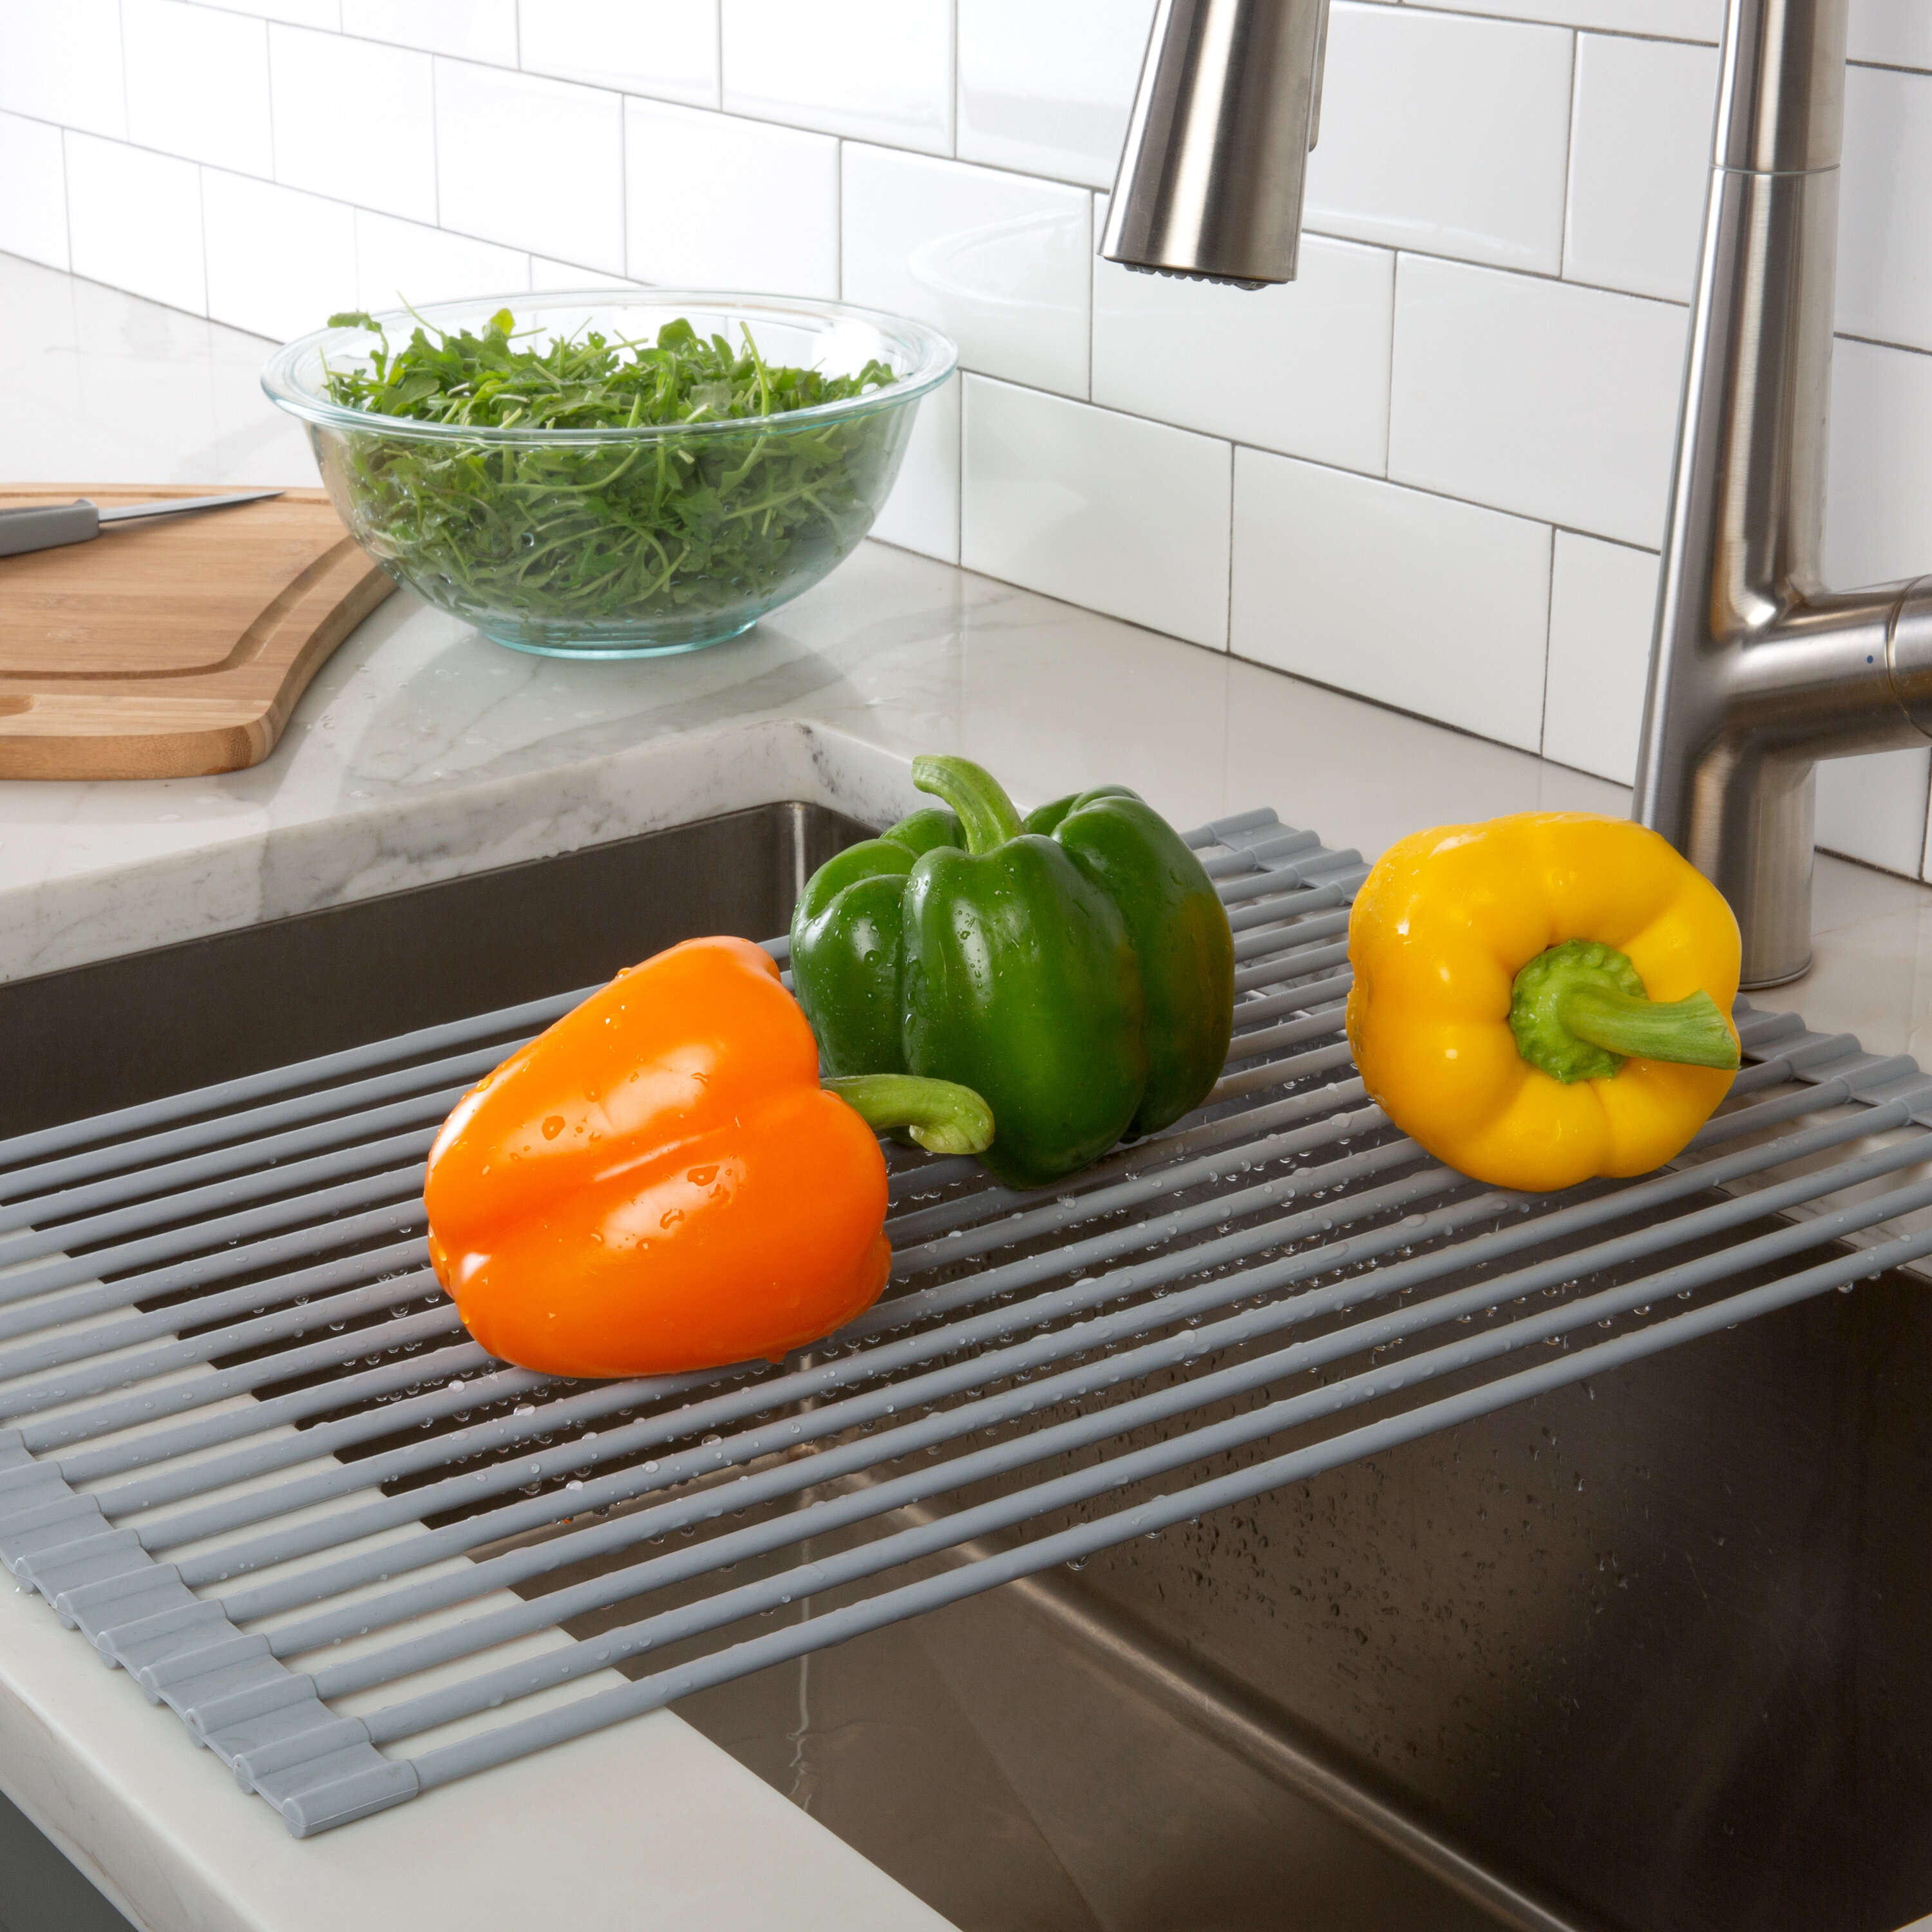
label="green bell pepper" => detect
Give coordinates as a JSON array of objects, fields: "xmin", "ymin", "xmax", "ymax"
[
  {"xmin": 789, "ymin": 753, "xmax": 1235, "ymax": 1188},
  {"xmin": 1021, "ymin": 781, "xmax": 1238, "ymax": 1140},
  {"xmin": 779, "ymin": 804, "xmax": 960, "ymax": 1079}
]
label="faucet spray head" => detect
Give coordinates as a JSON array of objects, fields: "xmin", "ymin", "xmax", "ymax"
[{"xmin": 1101, "ymin": 0, "xmax": 1331, "ymax": 290}]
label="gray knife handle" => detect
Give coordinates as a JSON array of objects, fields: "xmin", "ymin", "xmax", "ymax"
[{"xmin": 0, "ymin": 500, "xmax": 100, "ymax": 558}]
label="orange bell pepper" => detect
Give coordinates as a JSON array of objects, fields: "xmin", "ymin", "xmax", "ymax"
[{"xmin": 424, "ymin": 935, "xmax": 992, "ymax": 1378}]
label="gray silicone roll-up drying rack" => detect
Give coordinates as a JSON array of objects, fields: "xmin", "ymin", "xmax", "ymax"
[{"xmin": 4, "ymin": 806, "xmax": 1931, "ymax": 1837}]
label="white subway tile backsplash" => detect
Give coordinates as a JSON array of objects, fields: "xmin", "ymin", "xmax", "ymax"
[
  {"xmin": 528, "ymin": 256, "xmax": 645, "ymax": 292},
  {"xmin": 436, "ymin": 62, "xmax": 624, "ymax": 272},
  {"xmin": 270, "ymin": 26, "xmax": 437, "ymax": 225},
  {"xmin": 1564, "ymin": 35, "xmax": 1718, "ymax": 303},
  {"xmin": 1306, "ymin": 4, "xmax": 1573, "ymax": 276},
  {"xmin": 1390, "ymin": 254, "xmax": 1686, "ymax": 548},
  {"xmin": 955, "ymin": 0, "xmax": 1153, "ymax": 189},
  {"xmin": 1423, "ymin": 0, "xmax": 1720, "ymax": 41},
  {"xmin": 122, "ymin": 0, "xmax": 272, "ymax": 178},
  {"xmin": 963, "ymin": 377, "xmax": 1231, "ymax": 650},
  {"xmin": 842, "ymin": 147, "xmax": 1090, "ymax": 397},
  {"xmin": 518, "ymin": 1, "xmax": 720, "ymax": 109},
  {"xmin": 215, "ymin": 0, "xmax": 339, "ymax": 25},
  {"xmin": 1231, "ymin": 450, "xmax": 1551, "ymax": 751},
  {"xmin": 1839, "ymin": 65, "xmax": 1932, "ymax": 353},
  {"xmin": 1817, "ymin": 750, "xmax": 1932, "ymax": 878},
  {"xmin": 1851, "ymin": 0, "xmax": 1932, "ymax": 71},
  {"xmin": 722, "ymin": 0, "xmax": 952, "ymax": 155},
  {"xmin": 1540, "ymin": 533, "xmax": 1657, "ymax": 783},
  {"xmin": 1824, "ymin": 336, "xmax": 1932, "ymax": 591},
  {"xmin": 64, "ymin": 133, "xmax": 205, "ymax": 316},
  {"xmin": 341, "ymin": 0, "xmax": 516, "ymax": 64},
  {"xmin": 1093, "ymin": 233, "xmax": 1393, "ymax": 477},
  {"xmin": 624, "ymin": 101, "xmax": 838, "ymax": 297},
  {"xmin": 0, "ymin": 113, "xmax": 68, "ymax": 270},
  {"xmin": 204, "ymin": 171, "xmax": 355, "ymax": 341},
  {"xmin": 357, "ymin": 212, "xmax": 527, "ymax": 311},
  {"xmin": 869, "ymin": 372, "xmax": 961, "ymax": 564},
  {"xmin": 0, "ymin": 0, "xmax": 126, "ymax": 139}
]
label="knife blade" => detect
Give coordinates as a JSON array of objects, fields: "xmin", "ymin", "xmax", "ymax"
[{"xmin": 0, "ymin": 489, "xmax": 286, "ymax": 560}]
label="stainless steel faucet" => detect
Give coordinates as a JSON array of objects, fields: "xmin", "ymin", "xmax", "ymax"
[
  {"xmin": 1636, "ymin": 0, "xmax": 1932, "ymax": 987},
  {"xmin": 1105, "ymin": 0, "xmax": 1932, "ymax": 990}
]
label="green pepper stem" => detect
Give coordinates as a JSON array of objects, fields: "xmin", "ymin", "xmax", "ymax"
[
  {"xmin": 825, "ymin": 1074, "xmax": 996, "ymax": 1156},
  {"xmin": 1561, "ymin": 985, "xmax": 1741, "ymax": 1070},
  {"xmin": 1509, "ymin": 938, "xmax": 1739, "ymax": 1084},
  {"xmin": 911, "ymin": 754, "xmax": 1023, "ymax": 854}
]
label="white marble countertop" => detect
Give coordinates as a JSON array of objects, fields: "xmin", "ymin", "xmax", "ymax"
[{"xmin": 6, "ymin": 250, "xmax": 1932, "ymax": 1932}]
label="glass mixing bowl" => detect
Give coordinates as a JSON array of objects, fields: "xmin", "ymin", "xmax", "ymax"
[{"xmin": 261, "ymin": 292, "xmax": 957, "ymax": 659}]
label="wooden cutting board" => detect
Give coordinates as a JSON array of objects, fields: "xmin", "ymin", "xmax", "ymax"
[{"xmin": 0, "ymin": 484, "xmax": 396, "ymax": 780}]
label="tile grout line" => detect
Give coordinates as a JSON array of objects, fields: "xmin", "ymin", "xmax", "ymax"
[
  {"xmin": 59, "ymin": 129, "xmax": 77, "ymax": 279},
  {"xmin": 430, "ymin": 53, "xmax": 442, "ymax": 231},
  {"xmin": 1397, "ymin": 2, "xmax": 1719, "ymax": 51},
  {"xmin": 616, "ymin": 70, "xmax": 629, "ymax": 285},
  {"xmin": 1557, "ymin": 23, "xmax": 1580, "ymax": 281},
  {"xmin": 160, "ymin": 0, "xmax": 1766, "ymax": 64},
  {"xmin": 263, "ymin": 17, "xmax": 279, "ymax": 198},
  {"xmin": 1086, "ymin": 188, "xmax": 1097, "ymax": 406},
  {"xmin": 1836, "ymin": 328, "xmax": 1932, "ymax": 362},
  {"xmin": 1222, "ymin": 437, "xmax": 1236, "ymax": 654},
  {"xmin": 1383, "ymin": 253, "xmax": 1400, "ymax": 480},
  {"xmin": 196, "ymin": 166, "xmax": 210, "ymax": 322},
  {"xmin": 116, "ymin": 0, "xmax": 133, "ymax": 146},
  {"xmin": 1538, "ymin": 21, "xmax": 1578, "ymax": 764},
  {"xmin": 1537, "ymin": 525, "xmax": 1559, "ymax": 762},
  {"xmin": 958, "ymin": 369, "xmax": 974, "ymax": 564},
  {"xmin": 946, "ymin": 0, "xmax": 958, "ymax": 158}
]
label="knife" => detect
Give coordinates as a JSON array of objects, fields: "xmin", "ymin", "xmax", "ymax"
[{"xmin": 0, "ymin": 489, "xmax": 287, "ymax": 560}]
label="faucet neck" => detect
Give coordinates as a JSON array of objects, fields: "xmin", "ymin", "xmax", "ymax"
[
  {"xmin": 1713, "ymin": 0, "xmax": 1847, "ymax": 174},
  {"xmin": 1648, "ymin": 0, "xmax": 1850, "ymax": 635},
  {"xmin": 1689, "ymin": 0, "xmax": 1852, "ymax": 622},
  {"xmin": 1631, "ymin": 0, "xmax": 1926, "ymax": 989}
]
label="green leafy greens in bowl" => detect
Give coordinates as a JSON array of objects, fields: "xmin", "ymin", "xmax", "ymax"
[{"xmin": 261, "ymin": 293, "xmax": 957, "ymax": 658}]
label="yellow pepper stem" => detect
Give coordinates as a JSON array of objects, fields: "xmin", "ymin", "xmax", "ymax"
[
  {"xmin": 824, "ymin": 1074, "xmax": 996, "ymax": 1155},
  {"xmin": 1510, "ymin": 939, "xmax": 1739, "ymax": 1084}
]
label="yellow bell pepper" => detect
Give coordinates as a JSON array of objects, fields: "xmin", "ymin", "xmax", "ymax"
[{"xmin": 1345, "ymin": 812, "xmax": 1741, "ymax": 1193}]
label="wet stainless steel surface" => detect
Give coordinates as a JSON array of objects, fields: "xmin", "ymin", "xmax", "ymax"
[{"xmin": 643, "ymin": 1224, "xmax": 1932, "ymax": 1932}]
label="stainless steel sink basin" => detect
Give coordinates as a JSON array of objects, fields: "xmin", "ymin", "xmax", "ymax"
[
  {"xmin": 668, "ymin": 1249, "xmax": 1932, "ymax": 1932},
  {"xmin": 4, "ymin": 802, "xmax": 1927, "ymax": 1932}
]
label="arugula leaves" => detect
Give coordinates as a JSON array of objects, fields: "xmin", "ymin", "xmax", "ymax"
[{"xmin": 316, "ymin": 309, "xmax": 902, "ymax": 647}]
